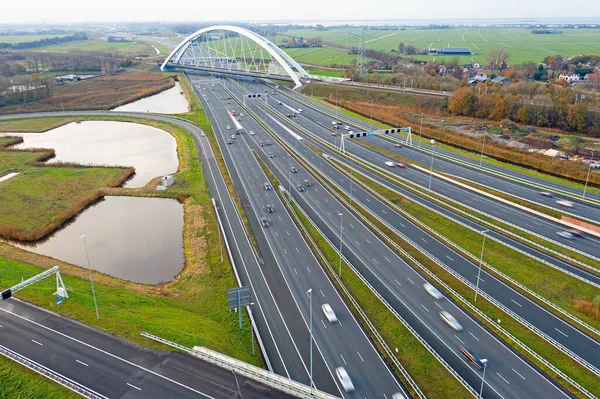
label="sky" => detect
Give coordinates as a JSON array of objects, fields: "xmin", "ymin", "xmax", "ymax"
[{"xmin": 1, "ymin": 0, "xmax": 599, "ymax": 24}]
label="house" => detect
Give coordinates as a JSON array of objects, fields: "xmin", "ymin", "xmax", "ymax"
[
  {"xmin": 544, "ymin": 149, "xmax": 566, "ymax": 158},
  {"xmin": 558, "ymin": 72, "xmax": 580, "ymax": 84},
  {"xmin": 472, "ymin": 62, "xmax": 481, "ymax": 69},
  {"xmin": 585, "ymin": 73, "xmax": 598, "ymax": 81},
  {"xmin": 468, "ymin": 72, "xmax": 488, "ymax": 84},
  {"xmin": 438, "ymin": 65, "xmax": 447, "ymax": 75},
  {"xmin": 431, "ymin": 47, "xmax": 472, "ymax": 55},
  {"xmin": 490, "ymin": 76, "xmax": 507, "ymax": 84}
]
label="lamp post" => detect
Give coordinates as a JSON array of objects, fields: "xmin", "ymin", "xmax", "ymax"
[
  {"xmin": 419, "ymin": 113, "xmax": 423, "ymax": 148},
  {"xmin": 428, "ymin": 139, "xmax": 436, "ymax": 192},
  {"xmin": 583, "ymin": 147, "xmax": 596, "ymax": 198},
  {"xmin": 338, "ymin": 212, "xmax": 344, "ymax": 277},
  {"xmin": 80, "ymin": 235, "xmax": 99, "ymax": 320},
  {"xmin": 474, "ymin": 229, "xmax": 489, "ymax": 302},
  {"xmin": 288, "ymin": 154, "xmax": 292, "ymax": 200},
  {"xmin": 479, "ymin": 359, "xmax": 488, "ymax": 398},
  {"xmin": 306, "ymin": 288, "xmax": 314, "ymax": 393},
  {"xmin": 480, "ymin": 127, "xmax": 487, "ymax": 167}
]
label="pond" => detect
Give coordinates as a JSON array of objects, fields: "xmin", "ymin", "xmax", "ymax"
[
  {"xmin": 111, "ymin": 81, "xmax": 189, "ymax": 114},
  {"xmin": 2, "ymin": 120, "xmax": 178, "ymax": 188},
  {"xmin": 16, "ymin": 196, "xmax": 184, "ymax": 285}
]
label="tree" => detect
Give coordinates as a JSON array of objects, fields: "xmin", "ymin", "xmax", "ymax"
[
  {"xmin": 398, "ymin": 42, "xmax": 405, "ymax": 53},
  {"xmin": 405, "ymin": 45, "xmax": 416, "ymax": 55},
  {"xmin": 567, "ymin": 103, "xmax": 587, "ymax": 131},
  {"xmin": 448, "ymin": 87, "xmax": 478, "ymax": 116},
  {"xmin": 486, "ymin": 49, "xmax": 511, "ymax": 71}
]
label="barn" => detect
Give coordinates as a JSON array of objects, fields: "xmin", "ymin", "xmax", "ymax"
[{"xmin": 432, "ymin": 47, "xmax": 472, "ymax": 55}]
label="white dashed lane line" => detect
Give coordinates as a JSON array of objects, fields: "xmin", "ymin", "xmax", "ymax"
[
  {"xmin": 454, "ymin": 334, "xmax": 465, "ymax": 345},
  {"xmin": 446, "ymin": 255, "xmax": 454, "ymax": 261},
  {"xmin": 512, "ymin": 369, "xmax": 526, "ymax": 380},
  {"xmin": 406, "ymin": 277, "xmax": 415, "ymax": 285},
  {"xmin": 496, "ymin": 373, "xmax": 510, "ymax": 385},
  {"xmin": 468, "ymin": 332, "xmax": 480, "ymax": 341},
  {"xmin": 127, "ymin": 383, "xmax": 142, "ymax": 391},
  {"xmin": 340, "ymin": 354, "xmax": 347, "ymax": 366},
  {"xmin": 31, "ymin": 340, "xmax": 43, "ymax": 346},
  {"xmin": 511, "ymin": 299, "xmax": 522, "ymax": 307},
  {"xmin": 555, "ymin": 328, "xmax": 568, "ymax": 337},
  {"xmin": 76, "ymin": 359, "xmax": 89, "ymax": 367}
]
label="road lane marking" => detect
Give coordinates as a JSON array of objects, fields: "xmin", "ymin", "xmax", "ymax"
[
  {"xmin": 350, "ymin": 223, "xmax": 355, "ymax": 229},
  {"xmin": 324, "ymin": 198, "xmax": 329, "ymax": 202},
  {"xmin": 399, "ymin": 223, "xmax": 405, "ymax": 228},
  {"xmin": 340, "ymin": 354, "xmax": 347, "ymax": 365},
  {"xmin": 384, "ymin": 256, "xmax": 391, "ymax": 262},
  {"xmin": 420, "ymin": 304, "xmax": 429, "ymax": 313},
  {"xmin": 435, "ymin": 302, "xmax": 443, "ymax": 310},
  {"xmin": 468, "ymin": 332, "xmax": 480, "ymax": 341},
  {"xmin": 320, "ymin": 290, "xmax": 325, "ymax": 297},
  {"xmin": 365, "ymin": 198, "xmax": 371, "ymax": 202},
  {"xmin": 127, "ymin": 383, "xmax": 142, "ymax": 391},
  {"xmin": 278, "ymin": 216, "xmax": 282, "ymax": 221},
  {"xmin": 327, "ymin": 211, "xmax": 331, "ymax": 216},
  {"xmin": 511, "ymin": 299, "xmax": 522, "ymax": 307},
  {"xmin": 496, "ymin": 373, "xmax": 510, "ymax": 384},
  {"xmin": 406, "ymin": 277, "xmax": 415, "ymax": 284},
  {"xmin": 394, "ymin": 279, "xmax": 401, "ymax": 286},
  {"xmin": 321, "ymin": 320, "xmax": 327, "ymax": 329},
  {"xmin": 76, "ymin": 359, "xmax": 89, "ymax": 367},
  {"xmin": 307, "ymin": 267, "xmax": 311, "ymax": 274},
  {"xmin": 420, "ymin": 238, "xmax": 428, "ymax": 244},
  {"xmin": 31, "ymin": 340, "xmax": 43, "ymax": 346},
  {"xmin": 454, "ymin": 335, "xmax": 465, "ymax": 345},
  {"xmin": 275, "ymin": 231, "xmax": 279, "ymax": 237},
  {"xmin": 373, "ymin": 258, "xmax": 379, "ymax": 265},
  {"xmin": 555, "ymin": 328, "xmax": 568, "ymax": 337},
  {"xmin": 445, "ymin": 255, "xmax": 454, "ymax": 261},
  {"xmin": 476, "ymin": 276, "xmax": 484, "ymax": 282},
  {"xmin": 365, "ymin": 238, "xmax": 371, "ymax": 244},
  {"xmin": 286, "ymin": 231, "xmax": 290, "ymax": 235},
  {"xmin": 295, "ymin": 247, "xmax": 300, "ymax": 253},
  {"xmin": 357, "ymin": 351, "xmax": 365, "ymax": 362},
  {"xmin": 512, "ymin": 368, "xmax": 526, "ymax": 380},
  {"xmin": 0, "ymin": 324, "xmax": 2, "ymax": 328},
  {"xmin": 381, "ymin": 209, "xmax": 387, "ymax": 214},
  {"xmin": 354, "ymin": 240, "xmax": 360, "ymax": 246},
  {"xmin": 294, "ymin": 269, "xmax": 298, "ymax": 275},
  {"xmin": 283, "ymin": 248, "xmax": 288, "ymax": 254}
]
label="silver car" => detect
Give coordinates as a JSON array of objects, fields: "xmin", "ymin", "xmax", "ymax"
[
  {"xmin": 321, "ymin": 304, "xmax": 337, "ymax": 323},
  {"xmin": 335, "ymin": 367, "xmax": 355, "ymax": 392},
  {"xmin": 423, "ymin": 283, "xmax": 443, "ymax": 300},
  {"xmin": 439, "ymin": 311, "xmax": 463, "ymax": 331}
]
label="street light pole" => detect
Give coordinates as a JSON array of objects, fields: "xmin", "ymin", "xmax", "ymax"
[
  {"xmin": 583, "ymin": 148, "xmax": 595, "ymax": 198},
  {"xmin": 474, "ymin": 229, "xmax": 489, "ymax": 302},
  {"xmin": 428, "ymin": 139, "xmax": 436, "ymax": 191},
  {"xmin": 479, "ymin": 359, "xmax": 488, "ymax": 398},
  {"xmin": 306, "ymin": 288, "xmax": 313, "ymax": 393},
  {"xmin": 419, "ymin": 113, "xmax": 423, "ymax": 148},
  {"xmin": 288, "ymin": 154, "xmax": 292, "ymax": 199},
  {"xmin": 338, "ymin": 212, "xmax": 344, "ymax": 277},
  {"xmin": 80, "ymin": 235, "xmax": 99, "ymax": 320},
  {"xmin": 480, "ymin": 128, "xmax": 486, "ymax": 167}
]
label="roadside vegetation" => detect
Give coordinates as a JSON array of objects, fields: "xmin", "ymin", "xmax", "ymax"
[{"xmin": 0, "ymin": 116, "xmax": 80, "ymax": 132}]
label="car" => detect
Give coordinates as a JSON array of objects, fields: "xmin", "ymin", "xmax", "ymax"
[
  {"xmin": 227, "ymin": 139, "xmax": 233, "ymax": 144},
  {"xmin": 331, "ymin": 121, "xmax": 338, "ymax": 126},
  {"xmin": 397, "ymin": 163, "xmax": 406, "ymax": 168},
  {"xmin": 266, "ymin": 204, "xmax": 274, "ymax": 213},
  {"xmin": 332, "ymin": 132, "xmax": 337, "ymax": 136},
  {"xmin": 392, "ymin": 394, "xmax": 407, "ymax": 399},
  {"xmin": 200, "ymin": 132, "xmax": 206, "ymax": 137},
  {"xmin": 231, "ymin": 135, "xmax": 236, "ymax": 139},
  {"xmin": 287, "ymin": 113, "xmax": 292, "ymax": 118},
  {"xmin": 423, "ymin": 282, "xmax": 443, "ymax": 299},
  {"xmin": 567, "ymin": 229, "xmax": 585, "ymax": 238},
  {"xmin": 459, "ymin": 347, "xmax": 484, "ymax": 370},
  {"xmin": 322, "ymin": 153, "xmax": 331, "ymax": 159},
  {"xmin": 304, "ymin": 179, "xmax": 311, "ymax": 187},
  {"xmin": 321, "ymin": 303, "xmax": 337, "ymax": 323},
  {"xmin": 556, "ymin": 231, "xmax": 575, "ymax": 240},
  {"xmin": 268, "ymin": 153, "xmax": 274, "ymax": 158},
  {"xmin": 235, "ymin": 130, "xmax": 240, "ymax": 135},
  {"xmin": 385, "ymin": 161, "xmax": 396, "ymax": 167},
  {"xmin": 266, "ymin": 141, "xmax": 271, "ymax": 146},
  {"xmin": 291, "ymin": 166, "xmax": 298, "ymax": 173},
  {"xmin": 395, "ymin": 143, "xmax": 402, "ymax": 148},
  {"xmin": 237, "ymin": 117, "xmax": 241, "ymax": 121},
  {"xmin": 271, "ymin": 91, "xmax": 276, "ymax": 94},
  {"xmin": 297, "ymin": 109, "xmax": 303, "ymax": 113},
  {"xmin": 440, "ymin": 311, "xmax": 463, "ymax": 331},
  {"xmin": 344, "ymin": 125, "xmax": 351, "ymax": 131},
  {"xmin": 278, "ymin": 101, "xmax": 282, "ymax": 105},
  {"xmin": 334, "ymin": 125, "xmax": 339, "ymax": 129},
  {"xmin": 240, "ymin": 113, "xmax": 244, "ymax": 117},
  {"xmin": 297, "ymin": 184, "xmax": 305, "ymax": 192},
  {"xmin": 226, "ymin": 125, "xmax": 231, "ymax": 130},
  {"xmin": 259, "ymin": 141, "xmax": 264, "ymax": 146},
  {"xmin": 335, "ymin": 367, "xmax": 354, "ymax": 392},
  {"xmin": 263, "ymin": 89, "xmax": 267, "ymax": 92},
  {"xmin": 263, "ymin": 182, "xmax": 272, "ymax": 190},
  {"xmin": 261, "ymin": 218, "xmax": 269, "ymax": 227},
  {"xmin": 250, "ymin": 130, "xmax": 255, "ymax": 135},
  {"xmin": 348, "ymin": 130, "xmax": 354, "ymax": 134},
  {"xmin": 556, "ymin": 200, "xmax": 574, "ymax": 208},
  {"xmin": 540, "ymin": 191, "xmax": 554, "ymax": 197}
]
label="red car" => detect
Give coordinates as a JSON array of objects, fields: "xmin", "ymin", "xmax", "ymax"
[
  {"xmin": 397, "ymin": 163, "xmax": 406, "ymax": 168},
  {"xmin": 332, "ymin": 132, "xmax": 337, "ymax": 136}
]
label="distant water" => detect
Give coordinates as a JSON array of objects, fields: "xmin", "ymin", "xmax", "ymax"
[{"xmin": 112, "ymin": 82, "xmax": 189, "ymax": 114}]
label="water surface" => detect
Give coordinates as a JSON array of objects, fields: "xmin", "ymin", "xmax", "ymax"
[
  {"xmin": 112, "ymin": 82, "xmax": 189, "ymax": 114},
  {"xmin": 16, "ymin": 196, "xmax": 184, "ymax": 285}
]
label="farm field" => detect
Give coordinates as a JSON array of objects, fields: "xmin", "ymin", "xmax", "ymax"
[
  {"xmin": 41, "ymin": 39, "xmax": 152, "ymax": 54},
  {"xmin": 282, "ymin": 27, "xmax": 600, "ymax": 65},
  {"xmin": 0, "ymin": 34, "xmax": 67, "ymax": 44}
]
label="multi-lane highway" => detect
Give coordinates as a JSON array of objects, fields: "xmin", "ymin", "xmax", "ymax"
[
  {"xmin": 266, "ymin": 85, "xmax": 600, "ymax": 261},
  {"xmin": 0, "ymin": 299, "xmax": 292, "ymax": 398},
  {"xmin": 203, "ymin": 74, "xmax": 576, "ymax": 399},
  {"xmin": 194, "ymin": 75, "xmax": 406, "ymax": 398}
]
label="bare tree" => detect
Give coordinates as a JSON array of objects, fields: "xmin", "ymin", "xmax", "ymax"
[{"xmin": 486, "ymin": 48, "xmax": 511, "ymax": 71}]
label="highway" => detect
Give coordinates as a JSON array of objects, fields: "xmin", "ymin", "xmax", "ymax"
[
  {"xmin": 0, "ymin": 110, "xmax": 332, "ymax": 395},
  {"xmin": 0, "ymin": 299, "xmax": 293, "ymax": 398},
  {"xmin": 226, "ymin": 78, "xmax": 600, "ymax": 376},
  {"xmin": 195, "ymin": 75, "xmax": 406, "ymax": 398},
  {"xmin": 260, "ymin": 84, "xmax": 600, "ymax": 262},
  {"xmin": 209, "ymin": 74, "xmax": 574, "ymax": 399}
]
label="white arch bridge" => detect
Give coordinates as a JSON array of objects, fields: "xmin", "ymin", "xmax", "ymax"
[{"xmin": 161, "ymin": 26, "xmax": 310, "ymax": 88}]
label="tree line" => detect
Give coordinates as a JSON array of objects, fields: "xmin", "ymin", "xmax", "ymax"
[
  {"xmin": 0, "ymin": 74, "xmax": 53, "ymax": 107},
  {"xmin": 0, "ymin": 32, "xmax": 88, "ymax": 50}
]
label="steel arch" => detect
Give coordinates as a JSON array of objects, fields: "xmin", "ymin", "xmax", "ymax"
[{"xmin": 161, "ymin": 25, "xmax": 309, "ymax": 87}]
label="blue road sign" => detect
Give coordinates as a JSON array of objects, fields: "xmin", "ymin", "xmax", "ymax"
[
  {"xmin": 56, "ymin": 296, "xmax": 62, "ymax": 305},
  {"xmin": 367, "ymin": 131, "xmax": 374, "ymax": 136}
]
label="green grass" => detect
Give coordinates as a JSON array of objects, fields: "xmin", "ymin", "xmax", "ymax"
[
  {"xmin": 41, "ymin": 40, "xmax": 152, "ymax": 54},
  {"xmin": 0, "ymin": 354, "xmax": 78, "ymax": 398},
  {"xmin": 0, "ymin": 149, "xmax": 129, "ymax": 238},
  {"xmin": 0, "ymin": 117, "xmax": 79, "ymax": 133},
  {"xmin": 283, "ymin": 27, "xmax": 600, "ymax": 65},
  {"xmin": 306, "ymin": 68, "xmax": 346, "ymax": 78},
  {"xmin": 0, "ymin": 34, "xmax": 66, "ymax": 44}
]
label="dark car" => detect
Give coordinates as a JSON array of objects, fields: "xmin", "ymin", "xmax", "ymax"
[
  {"xmin": 260, "ymin": 141, "xmax": 264, "ymax": 147},
  {"xmin": 567, "ymin": 229, "xmax": 585, "ymax": 238},
  {"xmin": 291, "ymin": 166, "xmax": 298, "ymax": 173},
  {"xmin": 235, "ymin": 130, "xmax": 240, "ymax": 135},
  {"xmin": 540, "ymin": 191, "xmax": 554, "ymax": 198},
  {"xmin": 261, "ymin": 218, "xmax": 269, "ymax": 227},
  {"xmin": 304, "ymin": 179, "xmax": 311, "ymax": 187},
  {"xmin": 266, "ymin": 204, "xmax": 274, "ymax": 213},
  {"xmin": 227, "ymin": 139, "xmax": 233, "ymax": 144},
  {"xmin": 266, "ymin": 141, "xmax": 272, "ymax": 146},
  {"xmin": 297, "ymin": 184, "xmax": 306, "ymax": 192},
  {"xmin": 460, "ymin": 347, "xmax": 485, "ymax": 370}
]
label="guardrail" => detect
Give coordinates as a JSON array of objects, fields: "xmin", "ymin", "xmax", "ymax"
[
  {"xmin": 0, "ymin": 344, "xmax": 108, "ymax": 399},
  {"xmin": 140, "ymin": 332, "xmax": 338, "ymax": 399},
  {"xmin": 338, "ymin": 81, "xmax": 452, "ymax": 97}
]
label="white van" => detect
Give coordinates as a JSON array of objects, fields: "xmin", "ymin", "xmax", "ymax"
[
  {"xmin": 385, "ymin": 161, "xmax": 396, "ymax": 167},
  {"xmin": 322, "ymin": 153, "xmax": 331, "ymax": 159}
]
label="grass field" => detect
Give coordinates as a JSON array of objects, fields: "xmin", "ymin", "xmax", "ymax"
[
  {"xmin": 0, "ymin": 34, "xmax": 67, "ymax": 44},
  {"xmin": 282, "ymin": 27, "xmax": 600, "ymax": 65},
  {"xmin": 41, "ymin": 40, "xmax": 152, "ymax": 55},
  {"xmin": 0, "ymin": 116, "xmax": 79, "ymax": 133}
]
